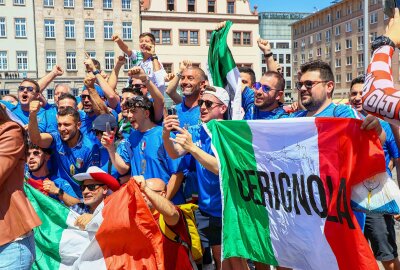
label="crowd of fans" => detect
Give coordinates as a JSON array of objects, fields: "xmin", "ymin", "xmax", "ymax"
[{"xmin": 2, "ymin": 16, "xmax": 400, "ymax": 270}]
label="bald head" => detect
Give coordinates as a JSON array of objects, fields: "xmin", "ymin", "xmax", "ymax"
[{"xmin": 146, "ymin": 178, "xmax": 166, "ymax": 194}]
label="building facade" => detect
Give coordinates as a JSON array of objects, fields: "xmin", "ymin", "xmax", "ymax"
[
  {"xmin": 0, "ymin": 0, "xmax": 37, "ymax": 96},
  {"xmin": 140, "ymin": 0, "xmax": 261, "ymax": 78},
  {"xmin": 259, "ymin": 12, "xmax": 310, "ymax": 102},
  {"xmin": 291, "ymin": 0, "xmax": 398, "ymax": 102}
]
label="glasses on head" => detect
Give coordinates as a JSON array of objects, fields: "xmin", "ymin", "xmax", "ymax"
[
  {"xmin": 81, "ymin": 94, "xmax": 90, "ymax": 100},
  {"xmin": 18, "ymin": 86, "xmax": 35, "ymax": 92},
  {"xmin": 252, "ymin": 82, "xmax": 277, "ymax": 94},
  {"xmin": 80, "ymin": 184, "xmax": 105, "ymax": 192},
  {"xmin": 295, "ymin": 80, "xmax": 329, "ymax": 91},
  {"xmin": 198, "ymin": 99, "xmax": 224, "ymax": 109}
]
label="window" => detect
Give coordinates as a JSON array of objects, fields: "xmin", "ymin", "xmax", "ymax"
[
  {"xmin": 124, "ymin": 54, "xmax": 133, "ymax": 70},
  {"xmin": 327, "ymin": 14, "xmax": 331, "ymax": 23},
  {"xmin": 276, "ymin": 42, "xmax": 289, "ymax": 49},
  {"xmin": 308, "ymin": 50, "xmax": 313, "ymax": 59},
  {"xmin": 370, "ymin": 32, "xmax": 378, "ymax": 42},
  {"xmin": 206, "ymin": 30, "xmax": 212, "ymax": 45},
  {"xmin": 357, "ymin": 36, "xmax": 364, "ymax": 50},
  {"xmin": 346, "ymin": 39, "xmax": 352, "ymax": 49},
  {"xmin": 286, "ymin": 67, "xmax": 291, "ymax": 77},
  {"xmin": 103, "ymin": 0, "xmax": 112, "ymax": 9},
  {"xmin": 370, "ymin": 12, "xmax": 378, "ymax": 24},
  {"xmin": 335, "ymin": 58, "xmax": 341, "ymax": 67},
  {"xmin": 357, "ymin": 53, "xmax": 364, "ymax": 68},
  {"xmin": 15, "ymin": 18, "xmax": 26, "ymax": 38},
  {"xmin": 345, "ymin": 22, "xmax": 352, "ymax": 32},
  {"xmin": 233, "ymin": 31, "xmax": 251, "ymax": 46},
  {"xmin": 325, "ymin": 46, "xmax": 331, "ymax": 57},
  {"xmin": 64, "ymin": 0, "xmax": 74, "ymax": 7},
  {"xmin": 335, "ymin": 42, "xmax": 341, "ymax": 52},
  {"xmin": 347, "ymin": 5, "xmax": 352, "ymax": 15},
  {"xmin": 317, "ymin": 48, "xmax": 322, "ymax": 57},
  {"xmin": 179, "ymin": 30, "xmax": 198, "ymax": 45},
  {"xmin": 104, "ymin": 22, "xmax": 113, "ymax": 39},
  {"xmin": 44, "ymin": 0, "xmax": 54, "ymax": 6},
  {"xmin": 208, "ymin": 0, "xmax": 215, "ymax": 12},
  {"xmin": 151, "ymin": 29, "xmax": 171, "ymax": 44},
  {"xmin": 336, "ymin": 10, "xmax": 341, "ymax": 19},
  {"xmin": 346, "ymin": 72, "xmax": 353, "ymax": 82},
  {"xmin": 44, "ymin": 19, "xmax": 55, "ymax": 38},
  {"xmin": 105, "ymin": 52, "xmax": 114, "ymax": 70},
  {"xmin": 0, "ymin": 51, "xmax": 7, "ymax": 70},
  {"xmin": 346, "ymin": 56, "xmax": 352, "ymax": 65},
  {"xmin": 325, "ymin": 30, "xmax": 331, "ymax": 42},
  {"xmin": 301, "ymin": 54, "xmax": 305, "ymax": 64},
  {"xmin": 301, "ymin": 39, "xmax": 305, "ymax": 48},
  {"xmin": 294, "ymin": 41, "xmax": 298, "ymax": 49},
  {"xmin": 46, "ymin": 51, "xmax": 56, "ymax": 71},
  {"xmin": 286, "ymin": 54, "xmax": 291, "ymax": 64},
  {"xmin": 86, "ymin": 51, "xmax": 96, "ymax": 59},
  {"xmin": 335, "ymin": 26, "xmax": 340, "ymax": 36},
  {"xmin": 308, "ymin": 35, "xmax": 313, "ymax": 45},
  {"xmin": 122, "ymin": 22, "xmax": 132, "ymax": 40},
  {"xmin": 72, "ymin": 88, "xmax": 79, "ymax": 97},
  {"xmin": 316, "ymin": 32, "xmax": 322, "ymax": 42},
  {"xmin": 227, "ymin": 0, "xmax": 234, "ymax": 14},
  {"xmin": 66, "ymin": 52, "xmax": 76, "ymax": 70},
  {"xmin": 122, "ymin": 0, "xmax": 131, "ymax": 9},
  {"xmin": 357, "ymin": 18, "xmax": 364, "ymax": 32},
  {"xmin": 47, "ymin": 88, "xmax": 54, "ymax": 100},
  {"xmin": 278, "ymin": 54, "xmax": 284, "ymax": 64},
  {"xmin": 293, "ymin": 55, "xmax": 298, "ymax": 63},
  {"xmin": 0, "ymin": 17, "xmax": 6, "ymax": 37},
  {"xmin": 167, "ymin": 0, "xmax": 174, "ymax": 11},
  {"xmin": 84, "ymin": 21, "xmax": 95, "ymax": 39},
  {"xmin": 336, "ymin": 74, "xmax": 341, "ymax": 83},
  {"xmin": 16, "ymin": 51, "xmax": 28, "ymax": 70},
  {"xmin": 188, "ymin": 0, "xmax": 195, "ymax": 12},
  {"xmin": 163, "ymin": 63, "xmax": 173, "ymax": 73},
  {"xmin": 84, "ymin": 0, "xmax": 93, "ymax": 8},
  {"xmin": 13, "ymin": 0, "xmax": 25, "ymax": 5},
  {"xmin": 64, "ymin": 20, "xmax": 75, "ymax": 39}
]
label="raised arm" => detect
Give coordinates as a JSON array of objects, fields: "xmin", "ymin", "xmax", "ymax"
[
  {"xmin": 108, "ymin": 55, "xmax": 126, "ymax": 91},
  {"xmin": 162, "ymin": 115, "xmax": 187, "ymax": 159},
  {"xmin": 100, "ymin": 132, "xmax": 130, "ymax": 175},
  {"xmin": 166, "ymin": 60, "xmax": 193, "ymax": 104},
  {"xmin": 112, "ymin": 34, "xmax": 133, "ymax": 57},
  {"xmin": 83, "ymin": 74, "xmax": 109, "ymax": 115},
  {"xmin": 257, "ymin": 38, "xmax": 278, "ymax": 73},
  {"xmin": 37, "ymin": 65, "xmax": 64, "ymax": 93},
  {"xmin": 28, "ymin": 100, "xmax": 53, "ymax": 148}
]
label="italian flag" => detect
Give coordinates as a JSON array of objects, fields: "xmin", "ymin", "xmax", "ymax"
[
  {"xmin": 208, "ymin": 20, "xmax": 242, "ymax": 120},
  {"xmin": 25, "ymin": 181, "xmax": 165, "ymax": 269},
  {"xmin": 205, "ymin": 118, "xmax": 385, "ymax": 270}
]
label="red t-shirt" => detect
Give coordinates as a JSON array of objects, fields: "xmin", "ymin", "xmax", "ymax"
[{"xmin": 154, "ymin": 208, "xmax": 193, "ymax": 270}]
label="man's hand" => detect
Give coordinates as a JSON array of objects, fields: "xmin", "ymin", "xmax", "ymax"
[
  {"xmin": 75, "ymin": 214, "xmax": 94, "ymax": 230},
  {"xmin": 133, "ymin": 175, "xmax": 146, "ymax": 191},
  {"xmin": 29, "ymin": 100, "xmax": 42, "ymax": 115},
  {"xmin": 385, "ymin": 8, "xmax": 400, "ymax": 48},
  {"xmin": 116, "ymin": 55, "xmax": 126, "ymax": 67},
  {"xmin": 100, "ymin": 70, "xmax": 109, "ymax": 80},
  {"xmin": 164, "ymin": 73, "xmax": 175, "ymax": 82},
  {"xmin": 170, "ymin": 126, "xmax": 195, "ymax": 153},
  {"xmin": 215, "ymin": 21, "xmax": 227, "ymax": 31},
  {"xmin": 257, "ymin": 38, "xmax": 272, "ymax": 54},
  {"xmin": 361, "ymin": 114, "xmax": 383, "ymax": 134},
  {"xmin": 179, "ymin": 60, "xmax": 192, "ymax": 72},
  {"xmin": 43, "ymin": 180, "xmax": 59, "ymax": 195},
  {"xmin": 111, "ymin": 34, "xmax": 121, "ymax": 43},
  {"xmin": 100, "ymin": 131, "xmax": 116, "ymax": 152},
  {"xmin": 51, "ymin": 65, "xmax": 64, "ymax": 77},
  {"xmin": 84, "ymin": 73, "xmax": 96, "ymax": 88},
  {"xmin": 84, "ymin": 57, "xmax": 97, "ymax": 72},
  {"xmin": 163, "ymin": 115, "xmax": 180, "ymax": 135},
  {"xmin": 128, "ymin": 67, "xmax": 148, "ymax": 82}
]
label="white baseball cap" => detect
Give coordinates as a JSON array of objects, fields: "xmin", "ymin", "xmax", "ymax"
[{"xmin": 203, "ymin": 86, "xmax": 230, "ymax": 107}]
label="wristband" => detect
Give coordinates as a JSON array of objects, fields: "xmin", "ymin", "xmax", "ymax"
[
  {"xmin": 58, "ymin": 188, "xmax": 64, "ymax": 196},
  {"xmin": 151, "ymin": 55, "xmax": 158, "ymax": 61},
  {"xmin": 265, "ymin": 52, "xmax": 273, "ymax": 58},
  {"xmin": 92, "ymin": 70, "xmax": 101, "ymax": 75}
]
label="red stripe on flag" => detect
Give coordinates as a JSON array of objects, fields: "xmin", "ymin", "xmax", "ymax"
[
  {"xmin": 96, "ymin": 181, "xmax": 165, "ymax": 270},
  {"xmin": 316, "ymin": 117, "xmax": 384, "ymax": 270}
]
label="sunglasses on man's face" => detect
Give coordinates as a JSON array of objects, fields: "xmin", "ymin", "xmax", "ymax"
[
  {"xmin": 81, "ymin": 94, "xmax": 90, "ymax": 100},
  {"xmin": 295, "ymin": 80, "xmax": 329, "ymax": 91},
  {"xmin": 28, "ymin": 150, "xmax": 42, "ymax": 157},
  {"xmin": 18, "ymin": 86, "xmax": 35, "ymax": 92},
  {"xmin": 80, "ymin": 184, "xmax": 105, "ymax": 192},
  {"xmin": 198, "ymin": 99, "xmax": 224, "ymax": 109},
  {"xmin": 132, "ymin": 84, "xmax": 145, "ymax": 89},
  {"xmin": 252, "ymin": 82, "xmax": 277, "ymax": 94}
]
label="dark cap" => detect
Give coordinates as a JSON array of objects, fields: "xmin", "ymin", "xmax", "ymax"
[{"xmin": 92, "ymin": 114, "xmax": 117, "ymax": 131}]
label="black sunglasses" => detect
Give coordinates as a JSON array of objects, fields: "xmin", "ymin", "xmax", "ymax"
[
  {"xmin": 93, "ymin": 130, "xmax": 104, "ymax": 136},
  {"xmin": 198, "ymin": 99, "xmax": 224, "ymax": 109},
  {"xmin": 81, "ymin": 94, "xmax": 91, "ymax": 100},
  {"xmin": 132, "ymin": 83, "xmax": 145, "ymax": 89},
  {"xmin": 28, "ymin": 150, "xmax": 42, "ymax": 157},
  {"xmin": 295, "ymin": 80, "xmax": 329, "ymax": 91},
  {"xmin": 80, "ymin": 184, "xmax": 105, "ymax": 192},
  {"xmin": 18, "ymin": 86, "xmax": 35, "ymax": 92}
]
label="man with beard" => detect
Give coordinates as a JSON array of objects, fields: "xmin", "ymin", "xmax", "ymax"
[
  {"xmin": 45, "ymin": 93, "xmax": 78, "ymax": 133},
  {"xmin": 26, "ymin": 143, "xmax": 79, "ymax": 206},
  {"xmin": 0, "ymin": 78, "xmax": 47, "ymax": 131},
  {"xmin": 242, "ymin": 71, "xmax": 288, "ymax": 120},
  {"xmin": 28, "ymin": 103, "xmax": 100, "ymax": 197}
]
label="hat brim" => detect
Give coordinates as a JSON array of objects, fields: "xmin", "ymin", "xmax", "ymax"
[{"xmin": 74, "ymin": 172, "xmax": 120, "ymax": 192}]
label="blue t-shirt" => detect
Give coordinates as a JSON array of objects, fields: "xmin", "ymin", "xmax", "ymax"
[
  {"xmin": 28, "ymin": 174, "xmax": 78, "ymax": 202},
  {"xmin": 99, "ymin": 139, "xmax": 132, "ymax": 181},
  {"xmin": 129, "ymin": 126, "xmax": 185, "ymax": 204},
  {"xmin": 79, "ymin": 110, "xmax": 119, "ymax": 145},
  {"xmin": 49, "ymin": 131, "xmax": 100, "ymax": 198},
  {"xmin": 176, "ymin": 97, "xmax": 201, "ymax": 128},
  {"xmin": 44, "ymin": 105, "xmax": 58, "ymax": 133},
  {"xmin": 0, "ymin": 101, "xmax": 47, "ymax": 132},
  {"xmin": 187, "ymin": 125, "xmax": 222, "ymax": 217},
  {"xmin": 380, "ymin": 121, "xmax": 400, "ymax": 176},
  {"xmin": 242, "ymin": 87, "xmax": 288, "ymax": 120}
]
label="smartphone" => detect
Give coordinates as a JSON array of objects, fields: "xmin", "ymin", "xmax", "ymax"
[
  {"xmin": 105, "ymin": 122, "xmax": 114, "ymax": 143},
  {"xmin": 383, "ymin": 0, "xmax": 400, "ymax": 18},
  {"xmin": 167, "ymin": 106, "xmax": 177, "ymax": 116}
]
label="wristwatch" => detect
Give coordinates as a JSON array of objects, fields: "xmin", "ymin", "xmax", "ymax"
[
  {"xmin": 265, "ymin": 52, "xmax": 273, "ymax": 58},
  {"xmin": 371, "ymin": 36, "xmax": 396, "ymax": 53},
  {"xmin": 92, "ymin": 70, "xmax": 101, "ymax": 75},
  {"xmin": 151, "ymin": 55, "xmax": 158, "ymax": 61},
  {"xmin": 58, "ymin": 188, "xmax": 64, "ymax": 196}
]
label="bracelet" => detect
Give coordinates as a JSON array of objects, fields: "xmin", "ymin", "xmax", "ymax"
[
  {"xmin": 92, "ymin": 70, "xmax": 101, "ymax": 75},
  {"xmin": 151, "ymin": 55, "xmax": 158, "ymax": 61},
  {"xmin": 265, "ymin": 52, "xmax": 273, "ymax": 58}
]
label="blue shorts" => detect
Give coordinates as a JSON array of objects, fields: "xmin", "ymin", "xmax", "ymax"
[{"xmin": 195, "ymin": 209, "xmax": 222, "ymax": 248}]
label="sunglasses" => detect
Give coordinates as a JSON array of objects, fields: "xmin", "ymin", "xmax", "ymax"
[
  {"xmin": 81, "ymin": 94, "xmax": 90, "ymax": 100},
  {"xmin": 18, "ymin": 86, "xmax": 35, "ymax": 92},
  {"xmin": 295, "ymin": 80, "xmax": 329, "ymax": 91},
  {"xmin": 132, "ymin": 84, "xmax": 145, "ymax": 89},
  {"xmin": 94, "ymin": 130, "xmax": 104, "ymax": 136},
  {"xmin": 80, "ymin": 184, "xmax": 105, "ymax": 192},
  {"xmin": 252, "ymin": 82, "xmax": 277, "ymax": 93},
  {"xmin": 198, "ymin": 99, "xmax": 224, "ymax": 109},
  {"xmin": 28, "ymin": 150, "xmax": 42, "ymax": 157}
]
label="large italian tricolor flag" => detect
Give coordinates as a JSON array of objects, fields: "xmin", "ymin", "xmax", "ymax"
[
  {"xmin": 25, "ymin": 181, "xmax": 164, "ymax": 270},
  {"xmin": 205, "ymin": 118, "xmax": 385, "ymax": 270}
]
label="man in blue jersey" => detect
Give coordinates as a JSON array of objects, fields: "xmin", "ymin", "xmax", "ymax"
[
  {"xmin": 349, "ymin": 75, "xmax": 400, "ymax": 270},
  {"xmin": 45, "ymin": 93, "xmax": 78, "ymax": 133},
  {"xmin": 28, "ymin": 102, "xmax": 100, "ymax": 198},
  {"xmin": 163, "ymin": 86, "xmax": 247, "ymax": 270}
]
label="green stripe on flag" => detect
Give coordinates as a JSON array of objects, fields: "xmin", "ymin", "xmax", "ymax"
[
  {"xmin": 24, "ymin": 183, "xmax": 70, "ymax": 270},
  {"xmin": 208, "ymin": 20, "xmax": 237, "ymax": 88},
  {"xmin": 206, "ymin": 120, "xmax": 278, "ymax": 265}
]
